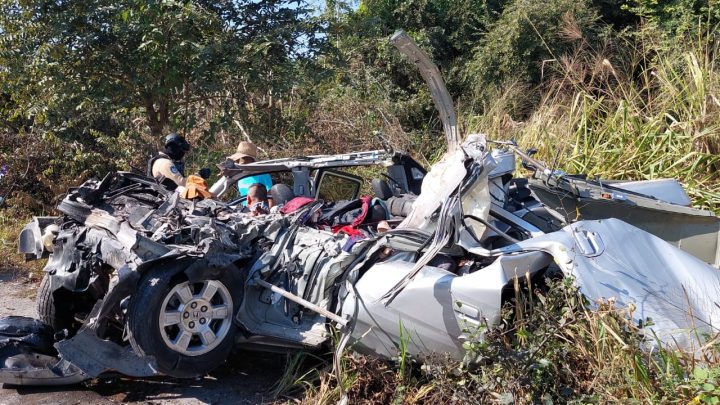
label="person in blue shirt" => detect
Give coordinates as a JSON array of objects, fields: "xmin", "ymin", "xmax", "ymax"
[
  {"xmin": 228, "ymin": 141, "xmax": 272, "ymax": 205},
  {"xmin": 241, "ymin": 183, "xmax": 270, "ymax": 216}
]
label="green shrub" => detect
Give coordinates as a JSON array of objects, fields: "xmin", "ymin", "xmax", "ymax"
[
  {"xmin": 464, "ymin": 0, "xmax": 604, "ymax": 107},
  {"xmin": 627, "ymin": 0, "xmax": 720, "ymax": 37}
]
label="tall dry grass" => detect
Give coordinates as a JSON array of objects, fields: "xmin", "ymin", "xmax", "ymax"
[{"xmin": 467, "ymin": 24, "xmax": 720, "ymax": 211}]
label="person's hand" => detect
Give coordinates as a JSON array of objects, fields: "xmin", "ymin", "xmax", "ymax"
[
  {"xmin": 198, "ymin": 168, "xmax": 211, "ymax": 180},
  {"xmin": 248, "ymin": 202, "xmax": 269, "ymax": 216}
]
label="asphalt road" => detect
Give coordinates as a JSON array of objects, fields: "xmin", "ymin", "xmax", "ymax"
[{"xmin": 0, "ymin": 268, "xmax": 287, "ymax": 405}]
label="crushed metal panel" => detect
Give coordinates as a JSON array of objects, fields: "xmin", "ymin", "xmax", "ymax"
[
  {"xmin": 235, "ymin": 224, "xmax": 353, "ymax": 348},
  {"xmin": 216, "ymin": 150, "xmax": 395, "ymax": 196},
  {"xmin": 460, "ymin": 164, "xmax": 491, "ymax": 239},
  {"xmin": 400, "ymin": 135, "xmax": 489, "ymax": 231},
  {"xmin": 0, "ymin": 357, "xmax": 88, "ymax": 386},
  {"xmin": 529, "ymin": 177, "xmax": 720, "ymax": 266},
  {"xmin": 0, "ymin": 316, "xmax": 89, "ymax": 386},
  {"xmin": 17, "ymin": 221, "xmax": 43, "ymax": 260},
  {"xmin": 17, "ymin": 217, "xmax": 58, "ymax": 260},
  {"xmin": 344, "ymin": 260, "xmax": 465, "ymax": 359},
  {"xmin": 610, "ymin": 178, "xmax": 692, "ymax": 206},
  {"xmin": 390, "ymin": 30, "xmax": 459, "ymax": 151},
  {"xmin": 343, "ymin": 251, "xmax": 552, "ymax": 360},
  {"xmin": 84, "ymin": 208, "xmax": 122, "ymax": 235},
  {"xmin": 56, "ymin": 328, "xmax": 159, "ymax": 378},
  {"xmin": 397, "ymin": 147, "xmax": 465, "ymax": 231},
  {"xmin": 504, "ymin": 218, "xmax": 720, "ymax": 350}
]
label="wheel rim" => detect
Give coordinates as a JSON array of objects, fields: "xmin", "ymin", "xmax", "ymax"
[{"xmin": 158, "ymin": 280, "xmax": 233, "ymax": 356}]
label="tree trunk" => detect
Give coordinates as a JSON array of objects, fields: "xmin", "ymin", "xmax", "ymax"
[
  {"xmin": 158, "ymin": 96, "xmax": 169, "ymax": 134},
  {"xmin": 144, "ymin": 95, "xmax": 170, "ymax": 137},
  {"xmin": 144, "ymin": 95, "xmax": 162, "ymax": 137}
]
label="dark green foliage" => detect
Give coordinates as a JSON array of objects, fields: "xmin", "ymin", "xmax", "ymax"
[
  {"xmin": 309, "ymin": 0, "xmax": 503, "ymax": 159},
  {"xmin": 0, "ymin": 0, "xmax": 716, "ymax": 214},
  {"xmin": 464, "ymin": 0, "xmax": 602, "ymax": 108},
  {"xmin": 0, "ymin": 1, "xmax": 229, "ymax": 134},
  {"xmin": 627, "ymin": 0, "xmax": 720, "ymax": 36},
  {"xmin": 0, "ymin": 0, "xmax": 317, "ymax": 211}
]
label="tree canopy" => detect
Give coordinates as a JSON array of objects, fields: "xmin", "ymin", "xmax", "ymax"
[
  {"xmin": 0, "ymin": 0, "xmax": 717, "ymax": 210},
  {"xmin": 0, "ymin": 0, "xmax": 316, "ymax": 137}
]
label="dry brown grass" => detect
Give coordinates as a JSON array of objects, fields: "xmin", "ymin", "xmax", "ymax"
[{"xmin": 466, "ymin": 25, "xmax": 720, "ymax": 211}]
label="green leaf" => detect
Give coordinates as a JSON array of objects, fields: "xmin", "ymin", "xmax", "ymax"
[{"xmin": 695, "ymin": 368, "xmax": 711, "ymax": 381}]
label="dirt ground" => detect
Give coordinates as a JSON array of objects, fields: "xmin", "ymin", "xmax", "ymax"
[{"xmin": 0, "ymin": 268, "xmax": 288, "ymax": 405}]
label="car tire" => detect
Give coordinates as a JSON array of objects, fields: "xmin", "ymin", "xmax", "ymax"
[
  {"xmin": 37, "ymin": 272, "xmax": 110, "ymax": 334},
  {"xmin": 126, "ymin": 265, "xmax": 242, "ymax": 378},
  {"xmin": 37, "ymin": 274, "xmax": 73, "ymax": 332}
]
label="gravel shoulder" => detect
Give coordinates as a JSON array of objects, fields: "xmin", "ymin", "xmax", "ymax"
[{"xmin": 0, "ymin": 268, "xmax": 287, "ymax": 405}]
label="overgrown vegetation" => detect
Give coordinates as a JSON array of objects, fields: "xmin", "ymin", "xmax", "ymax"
[
  {"xmin": 0, "ymin": 0, "xmax": 718, "ymax": 213},
  {"xmin": 469, "ymin": 15, "xmax": 720, "ymax": 210},
  {"xmin": 284, "ymin": 277, "xmax": 720, "ymax": 404}
]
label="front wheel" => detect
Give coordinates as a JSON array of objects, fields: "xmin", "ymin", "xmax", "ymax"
[
  {"xmin": 126, "ymin": 266, "xmax": 242, "ymax": 378},
  {"xmin": 37, "ymin": 273, "xmax": 108, "ymax": 333},
  {"xmin": 37, "ymin": 274, "xmax": 71, "ymax": 332}
]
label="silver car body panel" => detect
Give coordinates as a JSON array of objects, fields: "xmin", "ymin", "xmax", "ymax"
[
  {"xmin": 530, "ymin": 174, "xmax": 720, "ymax": 266},
  {"xmin": 502, "ymin": 218, "xmax": 720, "ymax": 349},
  {"xmin": 399, "ymin": 134, "xmax": 490, "ymax": 231},
  {"xmin": 211, "ymin": 150, "xmax": 395, "ymax": 197},
  {"xmin": 611, "ymin": 178, "xmax": 693, "ymax": 206},
  {"xmin": 343, "ymin": 251, "xmax": 553, "ymax": 359},
  {"xmin": 344, "ymin": 218, "xmax": 720, "ymax": 359}
]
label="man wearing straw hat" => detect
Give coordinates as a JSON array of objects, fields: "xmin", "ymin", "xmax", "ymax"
[{"xmin": 228, "ymin": 141, "xmax": 273, "ymax": 205}]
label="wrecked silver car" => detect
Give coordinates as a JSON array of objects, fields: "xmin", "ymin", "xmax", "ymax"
[
  {"xmin": 2, "ymin": 30, "xmax": 719, "ymax": 386},
  {"xmin": 10, "ymin": 146, "xmax": 431, "ymax": 382}
]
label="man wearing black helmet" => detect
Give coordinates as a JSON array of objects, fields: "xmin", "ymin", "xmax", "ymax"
[{"xmin": 147, "ymin": 133, "xmax": 191, "ymax": 191}]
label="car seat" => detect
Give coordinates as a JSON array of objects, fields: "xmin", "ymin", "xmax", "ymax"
[
  {"xmin": 372, "ymin": 178, "xmax": 416, "ymax": 218},
  {"xmin": 270, "ymin": 184, "xmax": 295, "ymax": 206},
  {"xmin": 371, "ymin": 178, "xmax": 394, "ymax": 200}
]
